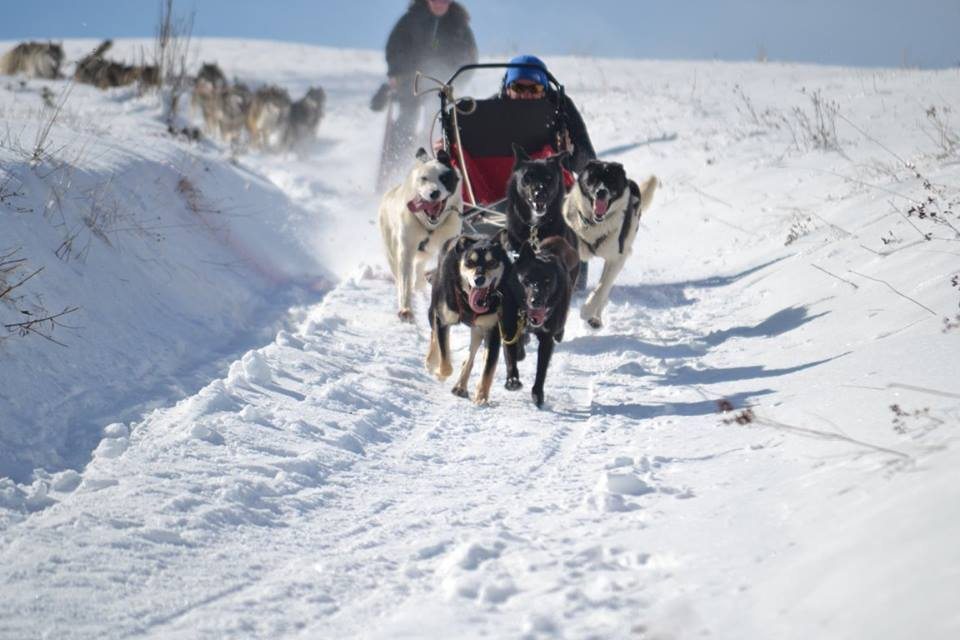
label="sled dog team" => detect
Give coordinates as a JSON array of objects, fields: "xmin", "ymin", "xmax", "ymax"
[
  {"xmin": 0, "ymin": 43, "xmax": 325, "ymax": 154},
  {"xmin": 379, "ymin": 146, "xmax": 657, "ymax": 408},
  {"xmin": 191, "ymin": 63, "xmax": 326, "ymax": 153}
]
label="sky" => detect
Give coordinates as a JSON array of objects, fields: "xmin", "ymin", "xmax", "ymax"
[{"xmin": 1, "ymin": 0, "xmax": 958, "ymax": 69}]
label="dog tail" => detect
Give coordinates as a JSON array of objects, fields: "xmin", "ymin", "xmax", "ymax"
[{"xmin": 636, "ymin": 175, "xmax": 658, "ymax": 215}]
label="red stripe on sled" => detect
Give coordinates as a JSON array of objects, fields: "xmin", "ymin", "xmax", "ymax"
[{"xmin": 451, "ymin": 144, "xmax": 574, "ymax": 207}]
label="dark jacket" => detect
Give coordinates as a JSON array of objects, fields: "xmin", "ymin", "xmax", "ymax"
[
  {"xmin": 386, "ymin": 0, "xmax": 478, "ymax": 82},
  {"xmin": 495, "ymin": 87, "xmax": 597, "ymax": 174}
]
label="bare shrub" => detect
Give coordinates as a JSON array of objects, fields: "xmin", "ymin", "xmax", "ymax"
[
  {"xmin": 0, "ymin": 247, "xmax": 78, "ymax": 346},
  {"xmin": 947, "ymin": 274, "xmax": 960, "ymax": 333},
  {"xmin": 889, "ymin": 404, "xmax": 944, "ymax": 438},
  {"xmin": 903, "ymin": 165, "xmax": 960, "ymax": 238},
  {"xmin": 154, "ymin": 0, "xmax": 196, "ymax": 124},
  {"xmin": 944, "ymin": 315, "xmax": 960, "ymax": 333},
  {"xmin": 0, "ymin": 168, "xmax": 23, "ymax": 203},
  {"xmin": 732, "ymin": 84, "xmax": 782, "ymax": 130},
  {"xmin": 31, "ymin": 80, "xmax": 73, "ymax": 166},
  {"xmin": 716, "ymin": 399, "xmax": 756, "ymax": 425},
  {"xmin": 921, "ymin": 105, "xmax": 960, "ymax": 158},
  {"xmin": 785, "ymin": 215, "xmax": 814, "ymax": 246},
  {"xmin": 792, "ymin": 88, "xmax": 841, "ymax": 151}
]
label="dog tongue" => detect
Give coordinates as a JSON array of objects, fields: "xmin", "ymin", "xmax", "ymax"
[
  {"xmin": 423, "ymin": 199, "xmax": 443, "ymax": 218},
  {"xmin": 594, "ymin": 198, "xmax": 609, "ymax": 218},
  {"xmin": 528, "ymin": 307, "xmax": 547, "ymax": 326},
  {"xmin": 408, "ymin": 198, "xmax": 444, "ymax": 219},
  {"xmin": 468, "ymin": 287, "xmax": 490, "ymax": 313}
]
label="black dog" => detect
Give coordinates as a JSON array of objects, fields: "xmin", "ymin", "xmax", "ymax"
[
  {"xmin": 425, "ymin": 232, "xmax": 512, "ymax": 404},
  {"xmin": 505, "ymin": 143, "xmax": 579, "ymax": 271},
  {"xmin": 501, "ymin": 236, "xmax": 580, "ymax": 408}
]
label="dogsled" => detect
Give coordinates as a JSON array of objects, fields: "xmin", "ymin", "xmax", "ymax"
[
  {"xmin": 377, "ymin": 61, "xmax": 575, "ymax": 235},
  {"xmin": 379, "ymin": 60, "xmax": 654, "ymax": 407},
  {"xmin": 430, "ymin": 62, "xmax": 574, "ymax": 235}
]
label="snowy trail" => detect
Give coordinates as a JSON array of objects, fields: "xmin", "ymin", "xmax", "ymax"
[
  {"xmin": 2, "ymin": 40, "xmax": 959, "ymax": 639},
  {"xmin": 1, "ymin": 264, "xmax": 898, "ymax": 639}
]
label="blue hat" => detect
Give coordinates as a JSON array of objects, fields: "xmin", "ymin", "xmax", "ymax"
[{"xmin": 504, "ymin": 54, "xmax": 548, "ymax": 87}]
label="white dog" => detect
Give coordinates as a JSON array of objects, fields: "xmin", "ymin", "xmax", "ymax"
[
  {"xmin": 378, "ymin": 148, "xmax": 463, "ymax": 321},
  {"xmin": 562, "ymin": 160, "xmax": 658, "ymax": 328}
]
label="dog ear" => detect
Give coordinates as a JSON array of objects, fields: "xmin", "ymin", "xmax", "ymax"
[
  {"xmin": 435, "ymin": 148, "xmax": 452, "ymax": 167},
  {"xmin": 610, "ymin": 161, "xmax": 626, "ymax": 181},
  {"xmin": 415, "ymin": 147, "xmax": 430, "ymax": 164},
  {"xmin": 456, "ymin": 235, "xmax": 478, "ymax": 252},
  {"xmin": 512, "ymin": 143, "xmax": 530, "ymax": 165}
]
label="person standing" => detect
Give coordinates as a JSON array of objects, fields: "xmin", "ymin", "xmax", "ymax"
[{"xmin": 374, "ymin": 0, "xmax": 478, "ymax": 188}]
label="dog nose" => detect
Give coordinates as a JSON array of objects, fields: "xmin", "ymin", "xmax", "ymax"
[
  {"xmin": 474, "ymin": 275, "xmax": 486, "ymax": 286},
  {"xmin": 597, "ymin": 189, "xmax": 609, "ymax": 200},
  {"xmin": 430, "ymin": 189, "xmax": 441, "ymax": 200}
]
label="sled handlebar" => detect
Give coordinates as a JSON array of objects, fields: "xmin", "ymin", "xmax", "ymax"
[{"xmin": 444, "ymin": 63, "xmax": 564, "ymax": 93}]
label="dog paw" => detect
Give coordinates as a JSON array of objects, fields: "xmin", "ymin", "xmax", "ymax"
[
  {"xmin": 398, "ymin": 308, "xmax": 414, "ymax": 322},
  {"xmin": 451, "ymin": 386, "xmax": 469, "ymax": 398},
  {"xmin": 587, "ymin": 317, "xmax": 602, "ymax": 329},
  {"xmin": 531, "ymin": 388, "xmax": 545, "ymax": 408},
  {"xmin": 438, "ymin": 363, "xmax": 453, "ymax": 379},
  {"xmin": 473, "ymin": 393, "xmax": 489, "ymax": 406},
  {"xmin": 505, "ymin": 377, "xmax": 523, "ymax": 391}
]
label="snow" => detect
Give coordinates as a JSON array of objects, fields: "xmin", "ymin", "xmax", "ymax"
[{"xmin": 1, "ymin": 38, "xmax": 959, "ymax": 639}]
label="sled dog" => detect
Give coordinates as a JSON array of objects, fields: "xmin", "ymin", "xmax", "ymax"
[
  {"xmin": 285, "ymin": 87, "xmax": 326, "ymax": 150},
  {"xmin": 0, "ymin": 41, "xmax": 64, "ymax": 79},
  {"xmin": 192, "ymin": 62, "xmax": 227, "ymax": 124},
  {"xmin": 379, "ymin": 148, "xmax": 463, "ymax": 321},
  {"xmin": 562, "ymin": 160, "xmax": 658, "ymax": 328},
  {"xmin": 74, "ymin": 40, "xmax": 159, "ymax": 89},
  {"xmin": 425, "ymin": 232, "xmax": 511, "ymax": 404},
  {"xmin": 246, "ymin": 85, "xmax": 292, "ymax": 151},
  {"xmin": 504, "ymin": 144, "xmax": 579, "ymax": 286},
  {"xmin": 501, "ymin": 237, "xmax": 579, "ymax": 408},
  {"xmin": 212, "ymin": 82, "xmax": 252, "ymax": 146}
]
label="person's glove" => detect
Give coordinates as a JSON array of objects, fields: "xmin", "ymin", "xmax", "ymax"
[{"xmin": 370, "ymin": 82, "xmax": 391, "ymax": 112}]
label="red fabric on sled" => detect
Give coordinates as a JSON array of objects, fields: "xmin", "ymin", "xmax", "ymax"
[{"xmin": 451, "ymin": 144, "xmax": 575, "ymax": 206}]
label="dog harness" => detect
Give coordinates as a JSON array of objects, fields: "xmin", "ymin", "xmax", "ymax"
[
  {"xmin": 499, "ymin": 311, "xmax": 526, "ymax": 346},
  {"xmin": 527, "ymin": 223, "xmax": 543, "ymax": 252}
]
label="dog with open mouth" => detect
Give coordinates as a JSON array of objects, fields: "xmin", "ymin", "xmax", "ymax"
[
  {"xmin": 379, "ymin": 147, "xmax": 463, "ymax": 321},
  {"xmin": 501, "ymin": 236, "xmax": 579, "ymax": 408},
  {"xmin": 425, "ymin": 232, "xmax": 511, "ymax": 404},
  {"xmin": 562, "ymin": 160, "xmax": 658, "ymax": 328},
  {"xmin": 504, "ymin": 144, "xmax": 580, "ymax": 284}
]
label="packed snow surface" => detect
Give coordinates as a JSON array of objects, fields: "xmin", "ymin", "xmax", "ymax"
[{"xmin": 1, "ymin": 39, "xmax": 959, "ymax": 639}]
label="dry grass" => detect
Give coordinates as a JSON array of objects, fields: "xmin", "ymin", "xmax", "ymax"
[{"xmin": 0, "ymin": 247, "xmax": 79, "ymax": 346}]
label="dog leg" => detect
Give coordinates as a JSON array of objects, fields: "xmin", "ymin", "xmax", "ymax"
[
  {"xmin": 396, "ymin": 247, "xmax": 415, "ymax": 322},
  {"xmin": 581, "ymin": 257, "xmax": 626, "ymax": 329},
  {"xmin": 425, "ymin": 314, "xmax": 443, "ymax": 376},
  {"xmin": 452, "ymin": 325, "xmax": 483, "ymax": 398},
  {"xmin": 531, "ymin": 333, "xmax": 556, "ymax": 408},
  {"xmin": 500, "ymin": 311, "xmax": 523, "ymax": 391},
  {"xmin": 436, "ymin": 321, "xmax": 453, "ymax": 380},
  {"xmin": 474, "ymin": 328, "xmax": 501, "ymax": 405},
  {"xmin": 414, "ymin": 253, "xmax": 429, "ymax": 290}
]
